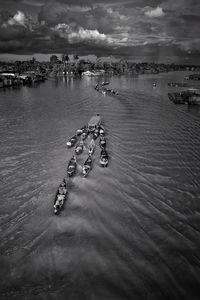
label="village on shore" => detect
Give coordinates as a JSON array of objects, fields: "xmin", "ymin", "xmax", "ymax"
[{"xmin": 0, "ymin": 54, "xmax": 200, "ymax": 88}]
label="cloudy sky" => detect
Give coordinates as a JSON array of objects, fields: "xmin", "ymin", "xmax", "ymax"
[{"xmin": 0, "ymin": 0, "xmax": 200, "ymax": 62}]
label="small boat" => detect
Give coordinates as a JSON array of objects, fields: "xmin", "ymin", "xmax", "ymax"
[
  {"xmin": 93, "ymin": 127, "xmax": 99, "ymax": 140},
  {"xmin": 106, "ymin": 88, "xmax": 119, "ymax": 95},
  {"xmin": 77, "ymin": 125, "xmax": 87, "ymax": 136},
  {"xmin": 102, "ymin": 81, "xmax": 110, "ymax": 86},
  {"xmin": 67, "ymin": 155, "xmax": 77, "ymax": 177},
  {"xmin": 75, "ymin": 140, "xmax": 84, "ymax": 155},
  {"xmin": 88, "ymin": 139, "xmax": 95, "ymax": 155},
  {"xmin": 82, "ymin": 155, "xmax": 93, "ymax": 177},
  {"xmin": 99, "ymin": 136, "xmax": 106, "ymax": 149},
  {"xmin": 81, "ymin": 128, "xmax": 89, "ymax": 140},
  {"xmin": 99, "ymin": 125, "xmax": 105, "ymax": 136},
  {"xmin": 152, "ymin": 82, "xmax": 157, "ymax": 88},
  {"xmin": 99, "ymin": 149, "xmax": 108, "ymax": 167},
  {"xmin": 66, "ymin": 135, "xmax": 77, "ymax": 148},
  {"xmin": 88, "ymin": 114, "xmax": 101, "ymax": 133},
  {"xmin": 54, "ymin": 179, "xmax": 68, "ymax": 215}
]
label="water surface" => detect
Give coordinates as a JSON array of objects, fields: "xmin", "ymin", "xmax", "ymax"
[{"xmin": 0, "ymin": 73, "xmax": 200, "ymax": 300}]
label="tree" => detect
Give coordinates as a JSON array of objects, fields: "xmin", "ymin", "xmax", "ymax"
[
  {"xmin": 61, "ymin": 54, "xmax": 69, "ymax": 63},
  {"xmin": 50, "ymin": 55, "xmax": 58, "ymax": 64},
  {"xmin": 73, "ymin": 54, "xmax": 79, "ymax": 61}
]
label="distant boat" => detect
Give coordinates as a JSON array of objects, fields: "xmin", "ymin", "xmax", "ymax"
[
  {"xmin": 152, "ymin": 82, "xmax": 157, "ymax": 88},
  {"xmin": 102, "ymin": 81, "xmax": 110, "ymax": 86}
]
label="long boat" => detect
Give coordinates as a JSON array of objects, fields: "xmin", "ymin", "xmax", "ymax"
[
  {"xmin": 88, "ymin": 114, "xmax": 101, "ymax": 133},
  {"xmin": 54, "ymin": 179, "xmax": 68, "ymax": 215},
  {"xmin": 82, "ymin": 156, "xmax": 93, "ymax": 177},
  {"xmin": 67, "ymin": 155, "xmax": 77, "ymax": 177}
]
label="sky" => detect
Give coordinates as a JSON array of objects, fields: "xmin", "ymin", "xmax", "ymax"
[{"xmin": 0, "ymin": 0, "xmax": 200, "ymax": 63}]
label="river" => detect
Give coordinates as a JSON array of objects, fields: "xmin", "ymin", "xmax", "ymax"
[{"xmin": 0, "ymin": 72, "xmax": 200, "ymax": 300}]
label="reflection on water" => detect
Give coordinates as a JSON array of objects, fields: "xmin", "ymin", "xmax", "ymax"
[{"xmin": 0, "ymin": 72, "xmax": 200, "ymax": 300}]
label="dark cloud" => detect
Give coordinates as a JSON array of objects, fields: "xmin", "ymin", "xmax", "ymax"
[{"xmin": 0, "ymin": 0, "xmax": 200, "ymax": 62}]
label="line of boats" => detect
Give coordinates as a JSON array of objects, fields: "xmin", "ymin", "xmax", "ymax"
[
  {"xmin": 94, "ymin": 82, "xmax": 119, "ymax": 95},
  {"xmin": 53, "ymin": 114, "xmax": 109, "ymax": 215}
]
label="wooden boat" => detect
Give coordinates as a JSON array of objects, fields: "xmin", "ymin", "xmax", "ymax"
[
  {"xmin": 66, "ymin": 135, "xmax": 77, "ymax": 148},
  {"xmin": 88, "ymin": 139, "xmax": 95, "ymax": 155},
  {"xmin": 82, "ymin": 155, "xmax": 93, "ymax": 177},
  {"xmin": 67, "ymin": 155, "xmax": 77, "ymax": 177},
  {"xmin": 54, "ymin": 179, "xmax": 68, "ymax": 215},
  {"xmin": 99, "ymin": 149, "xmax": 108, "ymax": 167},
  {"xmin": 75, "ymin": 140, "xmax": 84, "ymax": 155},
  {"xmin": 102, "ymin": 81, "xmax": 110, "ymax": 86},
  {"xmin": 99, "ymin": 125, "xmax": 105, "ymax": 136},
  {"xmin": 88, "ymin": 114, "xmax": 101, "ymax": 133},
  {"xmin": 99, "ymin": 136, "xmax": 106, "ymax": 149},
  {"xmin": 77, "ymin": 125, "xmax": 87, "ymax": 136},
  {"xmin": 92, "ymin": 127, "xmax": 100, "ymax": 140},
  {"xmin": 81, "ymin": 128, "xmax": 89, "ymax": 140}
]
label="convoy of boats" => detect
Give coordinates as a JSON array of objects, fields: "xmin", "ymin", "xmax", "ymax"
[
  {"xmin": 54, "ymin": 114, "xmax": 109, "ymax": 215},
  {"xmin": 94, "ymin": 82, "xmax": 119, "ymax": 95}
]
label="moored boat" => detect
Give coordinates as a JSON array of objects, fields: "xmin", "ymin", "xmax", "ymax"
[
  {"xmin": 67, "ymin": 155, "xmax": 77, "ymax": 177},
  {"xmin": 75, "ymin": 140, "xmax": 84, "ymax": 155},
  {"xmin": 54, "ymin": 179, "xmax": 68, "ymax": 215},
  {"xmin": 66, "ymin": 135, "xmax": 77, "ymax": 148},
  {"xmin": 99, "ymin": 149, "xmax": 108, "ymax": 167},
  {"xmin": 88, "ymin": 139, "xmax": 95, "ymax": 155},
  {"xmin": 88, "ymin": 114, "xmax": 101, "ymax": 133},
  {"xmin": 82, "ymin": 155, "xmax": 93, "ymax": 177}
]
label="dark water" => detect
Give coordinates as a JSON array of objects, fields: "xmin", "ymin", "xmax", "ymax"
[{"xmin": 0, "ymin": 73, "xmax": 200, "ymax": 300}]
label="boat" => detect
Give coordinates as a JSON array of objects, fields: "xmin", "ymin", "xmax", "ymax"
[
  {"xmin": 82, "ymin": 155, "xmax": 93, "ymax": 177},
  {"xmin": 99, "ymin": 136, "xmax": 106, "ymax": 149},
  {"xmin": 75, "ymin": 140, "xmax": 84, "ymax": 155},
  {"xmin": 105, "ymin": 88, "xmax": 119, "ymax": 95},
  {"xmin": 99, "ymin": 149, "xmax": 108, "ymax": 167},
  {"xmin": 66, "ymin": 135, "xmax": 77, "ymax": 148},
  {"xmin": 54, "ymin": 179, "xmax": 68, "ymax": 215},
  {"xmin": 88, "ymin": 139, "xmax": 95, "ymax": 155},
  {"xmin": 77, "ymin": 125, "xmax": 87, "ymax": 136},
  {"xmin": 67, "ymin": 155, "xmax": 77, "ymax": 177},
  {"xmin": 81, "ymin": 128, "xmax": 89, "ymax": 140},
  {"xmin": 93, "ymin": 127, "xmax": 100, "ymax": 140},
  {"xmin": 88, "ymin": 114, "xmax": 101, "ymax": 133},
  {"xmin": 152, "ymin": 82, "xmax": 157, "ymax": 88},
  {"xmin": 102, "ymin": 81, "xmax": 110, "ymax": 86},
  {"xmin": 99, "ymin": 125, "xmax": 105, "ymax": 136}
]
